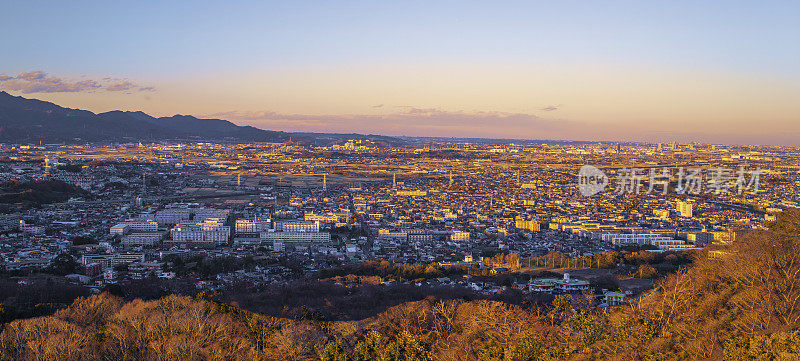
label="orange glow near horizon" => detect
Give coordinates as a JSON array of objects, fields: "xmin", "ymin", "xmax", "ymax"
[{"xmin": 10, "ymin": 64, "xmax": 799, "ymax": 145}]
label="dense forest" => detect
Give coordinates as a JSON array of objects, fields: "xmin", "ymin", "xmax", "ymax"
[{"xmin": 2, "ymin": 210, "xmax": 800, "ymax": 360}]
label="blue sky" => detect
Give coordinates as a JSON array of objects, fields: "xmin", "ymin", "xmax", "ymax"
[
  {"xmin": 3, "ymin": 1, "xmax": 798, "ymax": 75},
  {"xmin": 1, "ymin": 1, "xmax": 799, "ymax": 144}
]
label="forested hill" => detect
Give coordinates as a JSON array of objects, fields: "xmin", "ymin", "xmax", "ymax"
[{"xmin": 2, "ymin": 210, "xmax": 800, "ymax": 360}]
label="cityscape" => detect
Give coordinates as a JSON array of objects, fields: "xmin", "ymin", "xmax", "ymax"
[{"xmin": 2, "ymin": 1, "xmax": 800, "ymax": 360}]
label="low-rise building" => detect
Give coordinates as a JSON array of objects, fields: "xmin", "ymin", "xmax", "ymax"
[{"xmin": 121, "ymin": 232, "xmax": 163, "ymax": 247}]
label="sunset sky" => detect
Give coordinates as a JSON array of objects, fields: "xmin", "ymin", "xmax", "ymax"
[{"xmin": 1, "ymin": 1, "xmax": 799, "ymax": 145}]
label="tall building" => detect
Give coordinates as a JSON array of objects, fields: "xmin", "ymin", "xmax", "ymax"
[
  {"xmin": 677, "ymin": 200, "xmax": 693, "ymax": 218},
  {"xmin": 44, "ymin": 158, "xmax": 55, "ymax": 174}
]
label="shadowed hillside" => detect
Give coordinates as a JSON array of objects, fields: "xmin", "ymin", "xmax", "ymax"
[{"xmin": 0, "ymin": 91, "xmax": 403, "ymax": 145}]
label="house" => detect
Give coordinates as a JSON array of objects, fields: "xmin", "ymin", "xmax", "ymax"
[
  {"xmin": 491, "ymin": 267, "xmax": 509, "ymax": 275},
  {"xmin": 555, "ymin": 273, "xmax": 590, "ymax": 292},
  {"xmin": 604, "ymin": 291, "xmax": 627, "ymax": 306},
  {"xmin": 529, "ymin": 278, "xmax": 559, "ymax": 293},
  {"xmin": 530, "ymin": 273, "xmax": 590, "ymax": 293}
]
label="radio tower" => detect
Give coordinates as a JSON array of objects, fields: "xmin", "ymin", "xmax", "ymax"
[
  {"xmin": 393, "ymin": 173, "xmax": 397, "ymax": 189},
  {"xmin": 323, "ymin": 173, "xmax": 327, "ymax": 192}
]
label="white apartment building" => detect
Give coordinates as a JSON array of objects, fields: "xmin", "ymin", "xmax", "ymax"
[
  {"xmin": 121, "ymin": 232, "xmax": 163, "ymax": 247},
  {"xmin": 154, "ymin": 208, "xmax": 191, "ymax": 225},
  {"xmin": 235, "ymin": 218, "xmax": 272, "ymax": 233},
  {"xmin": 81, "ymin": 253, "xmax": 145, "ymax": 270},
  {"xmin": 110, "ymin": 224, "xmax": 128, "ymax": 235},
  {"xmin": 304, "ymin": 212, "xmax": 341, "ymax": 223},
  {"xmin": 279, "ymin": 221, "xmax": 320, "ymax": 232},
  {"xmin": 601, "ymin": 232, "xmax": 694, "ymax": 251},
  {"xmin": 261, "ymin": 231, "xmax": 331, "ymax": 244},
  {"xmin": 169, "ymin": 220, "xmax": 231, "ymax": 247},
  {"xmin": 110, "ymin": 220, "xmax": 158, "ymax": 235},
  {"xmin": 194, "ymin": 208, "xmax": 231, "ymax": 222}
]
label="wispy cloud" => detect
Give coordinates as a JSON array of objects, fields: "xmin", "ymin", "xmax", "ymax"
[
  {"xmin": 540, "ymin": 105, "xmax": 560, "ymax": 112},
  {"xmin": 0, "ymin": 70, "xmax": 155, "ymax": 94},
  {"xmin": 209, "ymin": 107, "xmax": 576, "ymax": 139},
  {"xmin": 106, "ymin": 80, "xmax": 136, "ymax": 92},
  {"xmin": 17, "ymin": 71, "xmax": 46, "ymax": 81}
]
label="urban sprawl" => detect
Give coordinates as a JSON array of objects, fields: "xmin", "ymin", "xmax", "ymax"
[{"xmin": 2, "ymin": 140, "xmax": 797, "ymax": 307}]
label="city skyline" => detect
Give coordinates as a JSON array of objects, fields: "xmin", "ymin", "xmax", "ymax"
[{"xmin": 2, "ymin": 1, "xmax": 799, "ymax": 145}]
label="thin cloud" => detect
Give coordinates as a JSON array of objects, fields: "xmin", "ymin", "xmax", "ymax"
[
  {"xmin": 540, "ymin": 105, "xmax": 560, "ymax": 112},
  {"xmin": 0, "ymin": 71, "xmax": 155, "ymax": 94},
  {"xmin": 208, "ymin": 108, "xmax": 800, "ymax": 145},
  {"xmin": 106, "ymin": 80, "xmax": 137, "ymax": 92},
  {"xmin": 209, "ymin": 107, "xmax": 577, "ymax": 139},
  {"xmin": 17, "ymin": 71, "xmax": 46, "ymax": 81}
]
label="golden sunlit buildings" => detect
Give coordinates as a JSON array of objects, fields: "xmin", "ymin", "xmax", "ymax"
[
  {"xmin": 451, "ymin": 230, "xmax": 470, "ymax": 241},
  {"xmin": 396, "ymin": 190, "xmax": 427, "ymax": 196},
  {"xmin": 235, "ymin": 217, "xmax": 272, "ymax": 233},
  {"xmin": 677, "ymin": 200, "xmax": 693, "ymax": 218},
  {"xmin": 280, "ymin": 220, "xmax": 320, "ymax": 232},
  {"xmin": 515, "ymin": 219, "xmax": 541, "ymax": 232}
]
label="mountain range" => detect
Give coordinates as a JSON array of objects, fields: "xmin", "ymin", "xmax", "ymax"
[{"xmin": 0, "ymin": 91, "xmax": 401, "ymax": 145}]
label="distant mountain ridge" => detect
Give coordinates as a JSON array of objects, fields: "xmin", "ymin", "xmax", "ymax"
[{"xmin": 0, "ymin": 91, "xmax": 401, "ymax": 145}]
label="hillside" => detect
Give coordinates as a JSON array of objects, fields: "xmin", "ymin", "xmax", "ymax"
[
  {"xmin": 2, "ymin": 210, "xmax": 800, "ymax": 360},
  {"xmin": 0, "ymin": 91, "xmax": 401, "ymax": 145}
]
